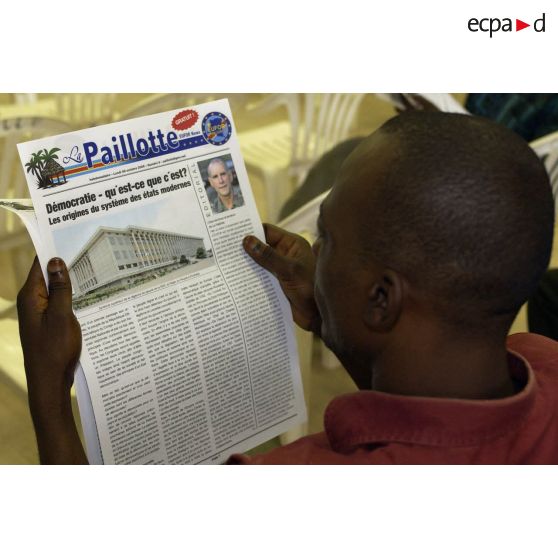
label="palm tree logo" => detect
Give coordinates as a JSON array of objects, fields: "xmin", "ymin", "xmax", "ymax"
[{"xmin": 25, "ymin": 147, "xmax": 67, "ymax": 189}]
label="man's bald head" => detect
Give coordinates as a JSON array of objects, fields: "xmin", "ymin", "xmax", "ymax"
[{"xmin": 335, "ymin": 111, "xmax": 555, "ymax": 330}]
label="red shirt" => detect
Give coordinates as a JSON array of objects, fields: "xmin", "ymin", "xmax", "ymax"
[{"xmin": 229, "ymin": 333, "xmax": 558, "ymax": 464}]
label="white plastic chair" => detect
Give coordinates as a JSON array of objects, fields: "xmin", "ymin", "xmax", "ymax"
[
  {"xmin": 54, "ymin": 94, "xmax": 117, "ymax": 127},
  {"xmin": 117, "ymin": 93, "xmax": 252, "ymax": 122},
  {"xmin": 0, "ymin": 299, "xmax": 21, "ymax": 394},
  {"xmin": 375, "ymin": 93, "xmax": 469, "ymax": 114},
  {"xmin": 13, "ymin": 93, "xmax": 38, "ymax": 105},
  {"xmin": 530, "ymin": 131, "xmax": 558, "ymax": 205},
  {"xmin": 278, "ymin": 189, "xmax": 329, "ymax": 240},
  {"xmin": 0, "ymin": 116, "xmax": 73, "ymax": 289},
  {"xmin": 530, "ymin": 130, "xmax": 558, "ymax": 158},
  {"xmin": 238, "ymin": 93, "xmax": 365, "ymax": 222},
  {"xmin": 0, "ymin": 295, "xmax": 15, "ymax": 317}
]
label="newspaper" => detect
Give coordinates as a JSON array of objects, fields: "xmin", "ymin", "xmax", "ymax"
[{"xmin": 10, "ymin": 99, "xmax": 306, "ymax": 464}]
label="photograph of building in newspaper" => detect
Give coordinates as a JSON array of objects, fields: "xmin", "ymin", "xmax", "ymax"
[{"xmin": 52, "ymin": 195, "xmax": 214, "ymax": 309}]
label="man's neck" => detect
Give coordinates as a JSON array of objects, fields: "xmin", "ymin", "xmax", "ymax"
[{"xmin": 370, "ymin": 327, "xmax": 515, "ymax": 400}]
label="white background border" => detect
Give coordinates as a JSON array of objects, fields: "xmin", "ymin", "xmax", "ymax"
[
  {"xmin": 2, "ymin": 1, "xmax": 557, "ymax": 91},
  {"xmin": 2, "ymin": 1, "xmax": 556, "ymax": 556}
]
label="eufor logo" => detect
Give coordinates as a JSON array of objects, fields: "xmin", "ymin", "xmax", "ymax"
[
  {"xmin": 201, "ymin": 112, "xmax": 232, "ymax": 146},
  {"xmin": 468, "ymin": 12, "xmax": 546, "ymax": 37}
]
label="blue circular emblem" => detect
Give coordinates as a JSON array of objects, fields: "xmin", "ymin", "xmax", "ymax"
[{"xmin": 201, "ymin": 112, "xmax": 232, "ymax": 146}]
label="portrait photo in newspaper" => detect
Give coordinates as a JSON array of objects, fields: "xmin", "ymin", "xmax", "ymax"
[{"xmin": 198, "ymin": 154, "xmax": 245, "ymax": 214}]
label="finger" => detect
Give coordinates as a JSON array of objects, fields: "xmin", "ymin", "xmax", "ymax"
[
  {"xmin": 17, "ymin": 256, "xmax": 48, "ymax": 315},
  {"xmin": 262, "ymin": 223, "xmax": 294, "ymax": 247},
  {"xmin": 46, "ymin": 258, "xmax": 74, "ymax": 318},
  {"xmin": 243, "ymin": 235, "xmax": 292, "ymax": 279}
]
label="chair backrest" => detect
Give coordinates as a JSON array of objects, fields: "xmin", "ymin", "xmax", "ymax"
[
  {"xmin": 117, "ymin": 93, "xmax": 252, "ymax": 122},
  {"xmin": 530, "ymin": 130, "xmax": 558, "ymax": 158},
  {"xmin": 296, "ymin": 94, "xmax": 364, "ymax": 172},
  {"xmin": 13, "ymin": 93, "xmax": 39, "ymax": 105},
  {"xmin": 251, "ymin": 93, "xmax": 365, "ymax": 184},
  {"xmin": 278, "ymin": 190, "xmax": 330, "ymax": 241},
  {"xmin": 55, "ymin": 93, "xmax": 117, "ymax": 127},
  {"xmin": 0, "ymin": 117, "xmax": 71, "ymax": 285},
  {"xmin": 529, "ymin": 131, "xmax": 558, "ymax": 209},
  {"xmin": 538, "ymin": 150, "xmax": 558, "ymax": 203},
  {"xmin": 377, "ymin": 93, "xmax": 468, "ymax": 114},
  {"xmin": 0, "ymin": 116, "xmax": 73, "ymax": 195}
]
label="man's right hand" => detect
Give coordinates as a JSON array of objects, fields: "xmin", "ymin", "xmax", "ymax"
[
  {"xmin": 17, "ymin": 257, "xmax": 87, "ymax": 464},
  {"xmin": 243, "ymin": 223, "xmax": 321, "ymax": 334}
]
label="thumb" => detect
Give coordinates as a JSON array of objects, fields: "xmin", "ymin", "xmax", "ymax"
[
  {"xmin": 243, "ymin": 235, "xmax": 291, "ymax": 279},
  {"xmin": 46, "ymin": 258, "xmax": 74, "ymax": 317},
  {"xmin": 17, "ymin": 256, "xmax": 48, "ymax": 317}
]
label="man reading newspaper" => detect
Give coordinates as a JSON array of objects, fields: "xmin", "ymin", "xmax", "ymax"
[{"xmin": 17, "ymin": 112, "xmax": 558, "ymax": 464}]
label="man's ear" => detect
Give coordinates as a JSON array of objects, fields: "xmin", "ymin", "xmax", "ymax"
[{"xmin": 363, "ymin": 269, "xmax": 404, "ymax": 332}]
